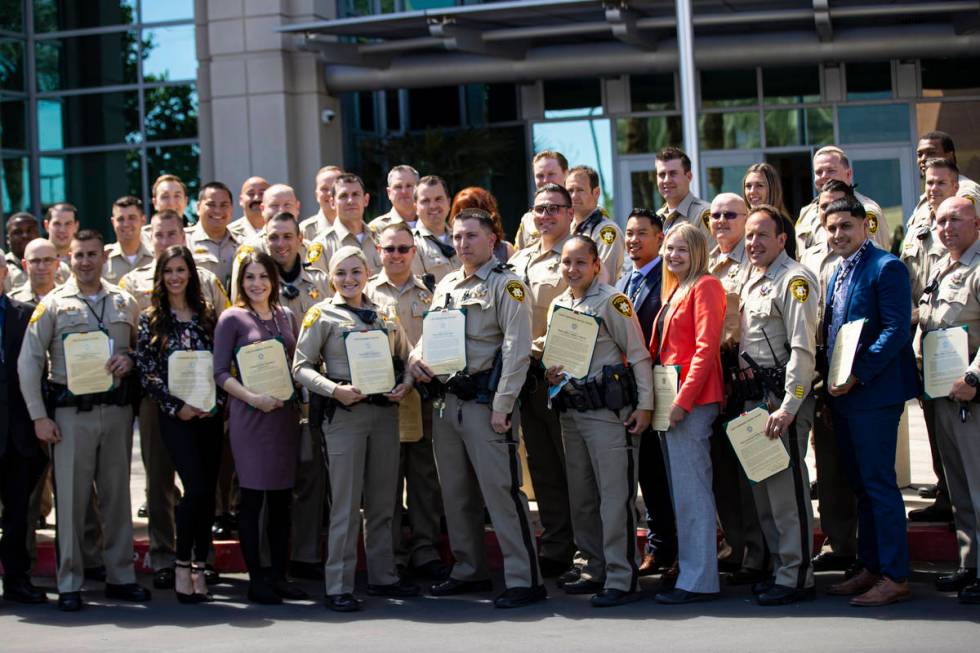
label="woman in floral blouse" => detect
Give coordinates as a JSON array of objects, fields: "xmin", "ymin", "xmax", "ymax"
[{"xmin": 136, "ymin": 245, "xmax": 223, "ymax": 604}]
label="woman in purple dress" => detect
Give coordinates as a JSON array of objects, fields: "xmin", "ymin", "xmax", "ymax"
[{"xmin": 213, "ymin": 251, "xmax": 304, "ymax": 604}]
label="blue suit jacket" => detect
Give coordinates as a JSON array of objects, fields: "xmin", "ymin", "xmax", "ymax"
[
  {"xmin": 616, "ymin": 259, "xmax": 662, "ymax": 345},
  {"xmin": 821, "ymin": 244, "xmax": 919, "ymax": 411}
]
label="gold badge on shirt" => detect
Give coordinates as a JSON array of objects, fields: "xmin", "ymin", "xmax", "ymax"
[{"xmin": 789, "ymin": 278, "xmax": 810, "ymax": 303}]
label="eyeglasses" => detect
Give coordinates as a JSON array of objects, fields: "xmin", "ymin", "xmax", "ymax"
[
  {"xmin": 381, "ymin": 245, "xmax": 414, "ymax": 254},
  {"xmin": 26, "ymin": 256, "xmax": 58, "ymax": 266},
  {"xmin": 710, "ymin": 211, "xmax": 745, "ymax": 221},
  {"xmin": 281, "ymin": 283, "xmax": 299, "ymax": 300},
  {"xmin": 531, "ymin": 203, "xmax": 570, "ymax": 216}
]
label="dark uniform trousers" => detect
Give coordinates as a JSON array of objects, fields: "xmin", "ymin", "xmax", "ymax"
[
  {"xmin": 290, "ymin": 419, "xmax": 327, "ymax": 565},
  {"xmin": 639, "ymin": 428, "xmax": 677, "ymax": 561},
  {"xmin": 1, "ymin": 449, "xmax": 47, "ymax": 582},
  {"xmin": 392, "ymin": 398, "xmax": 443, "ymax": 568},
  {"xmin": 812, "ymin": 395, "xmax": 858, "ymax": 557}
]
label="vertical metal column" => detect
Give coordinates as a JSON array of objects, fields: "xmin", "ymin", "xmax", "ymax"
[{"xmin": 675, "ymin": 0, "xmax": 700, "ymax": 196}]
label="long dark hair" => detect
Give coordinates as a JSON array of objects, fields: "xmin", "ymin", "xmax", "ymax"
[
  {"xmin": 147, "ymin": 245, "xmax": 216, "ymax": 349},
  {"xmin": 234, "ymin": 251, "xmax": 281, "ymax": 311}
]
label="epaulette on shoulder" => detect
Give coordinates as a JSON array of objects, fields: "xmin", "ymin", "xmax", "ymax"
[{"xmin": 492, "ymin": 262, "xmax": 513, "ymax": 274}]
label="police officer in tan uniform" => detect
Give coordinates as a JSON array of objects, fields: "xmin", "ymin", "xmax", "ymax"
[
  {"xmin": 309, "ymin": 174, "xmax": 382, "ymax": 277},
  {"xmin": 917, "ymin": 197, "xmax": 980, "ymax": 604},
  {"xmin": 796, "ymin": 146, "xmax": 889, "ymax": 253},
  {"xmin": 909, "ymin": 131, "xmax": 980, "ymax": 231},
  {"xmin": 545, "ymin": 235, "xmax": 653, "ymax": 607},
  {"xmin": 18, "ymin": 230, "xmax": 151, "ymax": 611},
  {"xmin": 368, "ymin": 165, "xmax": 419, "ymax": 234},
  {"xmin": 300, "ymin": 166, "xmax": 344, "ymax": 242},
  {"xmin": 5, "ymin": 213, "xmax": 42, "ymax": 292},
  {"xmin": 185, "ymin": 182, "xmax": 241, "ymax": 288},
  {"xmin": 366, "ymin": 222, "xmax": 448, "ymax": 580},
  {"xmin": 654, "ymin": 147, "xmax": 713, "ymax": 246},
  {"xmin": 412, "ymin": 175, "xmax": 461, "ymax": 285},
  {"xmin": 228, "ymin": 176, "xmax": 270, "ymax": 242},
  {"xmin": 102, "ymin": 196, "xmax": 153, "ymax": 285},
  {"xmin": 565, "ymin": 166, "xmax": 625, "ymax": 285},
  {"xmin": 507, "ymin": 183, "xmax": 576, "ymax": 577},
  {"xmin": 738, "ymin": 205, "xmax": 819, "ymax": 605},
  {"xmin": 706, "ymin": 193, "xmax": 767, "ymax": 582},
  {"xmin": 514, "ymin": 150, "xmax": 569, "ymax": 250},
  {"xmin": 409, "ymin": 208, "xmax": 545, "ymax": 609},
  {"xmin": 293, "ymin": 246, "xmax": 420, "ymax": 612}
]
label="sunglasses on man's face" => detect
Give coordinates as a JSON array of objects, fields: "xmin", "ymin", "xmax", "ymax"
[
  {"xmin": 381, "ymin": 245, "xmax": 414, "ymax": 254},
  {"xmin": 531, "ymin": 203, "xmax": 570, "ymax": 216},
  {"xmin": 710, "ymin": 211, "xmax": 745, "ymax": 221}
]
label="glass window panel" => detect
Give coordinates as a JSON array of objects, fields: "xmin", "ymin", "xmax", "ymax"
[
  {"xmin": 630, "ymin": 73, "xmax": 675, "ymax": 111},
  {"xmin": 764, "ymin": 107, "xmax": 832, "ymax": 147},
  {"xmin": 33, "ymin": 0, "xmax": 136, "ymax": 32},
  {"xmin": 851, "ymin": 158, "xmax": 904, "ymax": 229},
  {"xmin": 629, "ymin": 169, "xmax": 663, "ymax": 213},
  {"xmin": 617, "ymin": 116, "xmax": 683, "ymax": 155},
  {"xmin": 533, "ymin": 119, "xmax": 613, "ymax": 215},
  {"xmin": 144, "ymin": 83, "xmax": 197, "ymax": 141},
  {"xmin": 700, "ymin": 69, "xmax": 756, "ymax": 108},
  {"xmin": 143, "ymin": 25, "xmax": 197, "ymax": 82},
  {"xmin": 464, "ymin": 83, "xmax": 517, "ymax": 125},
  {"xmin": 543, "ymin": 78, "xmax": 602, "ymax": 118},
  {"xmin": 0, "ymin": 39, "xmax": 24, "ymax": 92},
  {"xmin": 407, "ymin": 86, "xmax": 459, "ymax": 130},
  {"xmin": 147, "ymin": 143, "xmax": 200, "ymax": 216},
  {"xmin": 1, "ymin": 0, "xmax": 23, "ymax": 32},
  {"xmin": 356, "ymin": 91, "xmax": 375, "ymax": 132},
  {"xmin": 405, "ymin": 0, "xmax": 456, "ymax": 8},
  {"xmin": 385, "ymin": 88, "xmax": 400, "ymax": 132},
  {"xmin": 846, "ymin": 61, "xmax": 892, "ymax": 100},
  {"xmin": 762, "ymin": 66, "xmax": 820, "ymax": 104},
  {"xmin": 38, "ymin": 91, "xmax": 140, "ymax": 150},
  {"xmin": 35, "ymin": 32, "xmax": 139, "ymax": 91},
  {"xmin": 1, "ymin": 156, "xmax": 31, "ymax": 218},
  {"xmin": 916, "ymin": 100, "xmax": 980, "ymax": 184},
  {"xmin": 704, "ymin": 165, "xmax": 749, "ymax": 201},
  {"xmin": 40, "ymin": 150, "xmax": 142, "ymax": 234},
  {"xmin": 1, "ymin": 97, "xmax": 28, "ymax": 150},
  {"xmin": 921, "ymin": 57, "xmax": 980, "ymax": 98},
  {"xmin": 141, "ymin": 0, "xmax": 193, "ymax": 23},
  {"xmin": 838, "ymin": 104, "xmax": 910, "ymax": 144},
  {"xmin": 699, "ymin": 112, "xmax": 761, "ymax": 150}
]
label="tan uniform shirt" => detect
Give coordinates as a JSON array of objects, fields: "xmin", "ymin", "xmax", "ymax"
[
  {"xmin": 292, "ymin": 293, "xmax": 407, "ymax": 396},
  {"xmin": 573, "ymin": 210, "xmax": 626, "ymax": 286},
  {"xmin": 300, "ymin": 210, "xmax": 332, "ymax": 243},
  {"xmin": 657, "ymin": 192, "xmax": 714, "ymax": 247},
  {"xmin": 18, "ymin": 279, "xmax": 139, "ymax": 420},
  {"xmin": 739, "ymin": 251, "xmax": 819, "ymax": 415},
  {"xmin": 368, "ymin": 208, "xmax": 416, "ymax": 236},
  {"xmin": 228, "ymin": 236, "xmax": 315, "ymax": 302},
  {"xmin": 3, "ymin": 251, "xmax": 70, "ymax": 292},
  {"xmin": 411, "ymin": 257, "xmax": 532, "ymax": 414},
  {"xmin": 508, "ymin": 235, "xmax": 569, "ymax": 355},
  {"xmin": 228, "ymin": 216, "xmax": 263, "ymax": 242},
  {"xmin": 917, "ymin": 238, "xmax": 980, "ymax": 377},
  {"xmin": 185, "ymin": 224, "xmax": 241, "ymax": 288},
  {"xmin": 514, "ymin": 210, "xmax": 539, "ymax": 250},
  {"xmin": 796, "ymin": 190, "xmax": 889, "ymax": 253},
  {"xmin": 548, "ymin": 279, "xmax": 654, "ymax": 410},
  {"xmin": 102, "ymin": 241, "xmax": 154, "ymax": 286},
  {"xmin": 119, "ymin": 263, "xmax": 230, "ymax": 316},
  {"xmin": 411, "ymin": 222, "xmax": 461, "ymax": 284},
  {"xmin": 278, "ymin": 266, "xmax": 331, "ymax": 325},
  {"xmin": 366, "ymin": 271, "xmax": 433, "ymax": 350},
  {"xmin": 709, "ymin": 238, "xmax": 753, "ymax": 346},
  {"xmin": 799, "ymin": 241, "xmax": 841, "ymax": 341},
  {"xmin": 308, "ymin": 219, "xmax": 382, "ymax": 277}
]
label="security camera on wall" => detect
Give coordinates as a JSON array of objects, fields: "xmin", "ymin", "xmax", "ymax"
[{"xmin": 321, "ymin": 109, "xmax": 336, "ymax": 125}]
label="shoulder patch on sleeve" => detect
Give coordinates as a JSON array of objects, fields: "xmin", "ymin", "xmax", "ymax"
[
  {"xmin": 701, "ymin": 208, "xmax": 711, "ymax": 229},
  {"xmin": 302, "ymin": 306, "xmax": 321, "ymax": 329},
  {"xmin": 794, "ymin": 384, "xmax": 805, "ymax": 399},
  {"xmin": 611, "ymin": 294, "xmax": 633, "ymax": 317},
  {"xmin": 505, "ymin": 280, "xmax": 526, "ymax": 302},
  {"xmin": 29, "ymin": 302, "xmax": 46, "ymax": 324},
  {"xmin": 307, "ymin": 242, "xmax": 324, "ymax": 264},
  {"xmin": 866, "ymin": 212, "xmax": 879, "ymax": 234},
  {"xmin": 789, "ymin": 277, "xmax": 811, "ymax": 304},
  {"xmin": 599, "ymin": 225, "xmax": 617, "ymax": 245},
  {"xmin": 235, "ymin": 244, "xmax": 254, "ymax": 262}
]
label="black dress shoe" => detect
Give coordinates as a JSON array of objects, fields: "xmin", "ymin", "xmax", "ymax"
[
  {"xmin": 3, "ymin": 578, "xmax": 48, "ymax": 604},
  {"xmin": 57, "ymin": 591, "xmax": 83, "ymax": 612},
  {"xmin": 563, "ymin": 578, "xmax": 604, "ymax": 595},
  {"xmin": 917, "ymin": 484, "xmax": 938, "ymax": 499},
  {"xmin": 325, "ymin": 593, "xmax": 362, "ymax": 612},
  {"xmin": 412, "ymin": 559, "xmax": 450, "ymax": 581},
  {"xmin": 272, "ymin": 577, "xmax": 310, "ymax": 601},
  {"xmin": 289, "ymin": 560, "xmax": 324, "ymax": 581},
  {"xmin": 591, "ymin": 588, "xmax": 642, "ymax": 607},
  {"xmin": 538, "ymin": 557, "xmax": 571, "ymax": 578},
  {"xmin": 367, "ymin": 579, "xmax": 421, "ymax": 598},
  {"xmin": 727, "ymin": 567, "xmax": 769, "ymax": 586},
  {"xmin": 153, "ymin": 567, "xmax": 176, "ymax": 590},
  {"xmin": 655, "ymin": 588, "xmax": 720, "ymax": 604},
  {"xmin": 105, "ymin": 583, "xmax": 151, "ymax": 602},
  {"xmin": 493, "ymin": 585, "xmax": 547, "ymax": 609},
  {"xmin": 908, "ymin": 504, "xmax": 954, "ymax": 523},
  {"xmin": 556, "ymin": 565, "xmax": 582, "ymax": 588},
  {"xmin": 959, "ymin": 579, "xmax": 980, "ymax": 604},
  {"xmin": 756, "ymin": 584, "xmax": 816, "ymax": 606},
  {"xmin": 430, "ymin": 577, "xmax": 493, "ymax": 596},
  {"xmin": 83, "ymin": 566, "xmax": 106, "ymax": 582},
  {"xmin": 936, "ymin": 567, "xmax": 978, "ymax": 592},
  {"xmin": 247, "ymin": 581, "xmax": 282, "ymax": 605},
  {"xmin": 137, "ymin": 502, "xmax": 148, "ymax": 518},
  {"xmin": 811, "ymin": 551, "xmax": 858, "ymax": 572},
  {"xmin": 751, "ymin": 578, "xmax": 775, "ymax": 595},
  {"xmin": 717, "ymin": 557, "xmax": 743, "ymax": 574}
]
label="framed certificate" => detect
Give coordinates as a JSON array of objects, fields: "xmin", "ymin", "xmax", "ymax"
[
  {"xmin": 168, "ymin": 351, "xmax": 216, "ymax": 412},
  {"xmin": 922, "ymin": 326, "xmax": 970, "ymax": 399},
  {"xmin": 725, "ymin": 405, "xmax": 790, "ymax": 483},
  {"xmin": 236, "ymin": 338, "xmax": 295, "ymax": 401},
  {"xmin": 344, "ymin": 329, "xmax": 396, "ymax": 395},
  {"xmin": 63, "ymin": 331, "xmax": 113, "ymax": 396},
  {"xmin": 652, "ymin": 364, "xmax": 680, "ymax": 432},
  {"xmin": 828, "ymin": 318, "xmax": 865, "ymax": 388},
  {"xmin": 422, "ymin": 309, "xmax": 467, "ymax": 376},
  {"xmin": 541, "ymin": 306, "xmax": 601, "ymax": 380}
]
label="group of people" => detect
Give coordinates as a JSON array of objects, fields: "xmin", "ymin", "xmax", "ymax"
[{"xmin": 0, "ymin": 129, "xmax": 978, "ymax": 615}]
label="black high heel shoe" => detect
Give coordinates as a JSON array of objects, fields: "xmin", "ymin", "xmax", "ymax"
[
  {"xmin": 191, "ymin": 562, "xmax": 214, "ymax": 602},
  {"xmin": 175, "ymin": 561, "xmax": 202, "ymax": 604}
]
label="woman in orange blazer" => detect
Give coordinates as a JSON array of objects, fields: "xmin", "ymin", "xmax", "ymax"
[{"xmin": 649, "ymin": 223, "xmax": 726, "ymax": 605}]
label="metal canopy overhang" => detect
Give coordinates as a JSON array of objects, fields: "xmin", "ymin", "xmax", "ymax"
[{"xmin": 277, "ymin": 0, "xmax": 980, "ymax": 92}]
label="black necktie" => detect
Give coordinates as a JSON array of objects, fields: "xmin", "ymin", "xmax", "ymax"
[
  {"xmin": 340, "ymin": 304, "xmax": 378, "ymax": 325},
  {"xmin": 425, "ymin": 235, "xmax": 456, "ymax": 259}
]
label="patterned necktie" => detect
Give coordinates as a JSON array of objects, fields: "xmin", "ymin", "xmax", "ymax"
[{"xmin": 626, "ymin": 270, "xmax": 644, "ymax": 303}]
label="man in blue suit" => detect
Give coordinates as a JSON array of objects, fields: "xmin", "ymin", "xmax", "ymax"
[
  {"xmin": 616, "ymin": 208, "xmax": 675, "ymax": 576},
  {"xmin": 819, "ymin": 197, "xmax": 919, "ymax": 607}
]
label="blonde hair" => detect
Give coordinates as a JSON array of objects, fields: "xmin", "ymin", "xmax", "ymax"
[
  {"xmin": 661, "ymin": 223, "xmax": 709, "ymax": 304},
  {"xmin": 327, "ymin": 245, "xmax": 369, "ymax": 291}
]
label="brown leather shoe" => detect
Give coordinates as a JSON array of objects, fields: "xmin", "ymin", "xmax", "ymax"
[
  {"xmin": 660, "ymin": 561, "xmax": 680, "ymax": 589},
  {"xmin": 638, "ymin": 553, "xmax": 660, "ymax": 577},
  {"xmin": 850, "ymin": 577, "xmax": 911, "ymax": 607},
  {"xmin": 827, "ymin": 568, "xmax": 878, "ymax": 596}
]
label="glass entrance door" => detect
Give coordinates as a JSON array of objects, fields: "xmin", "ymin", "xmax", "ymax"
[
  {"xmin": 700, "ymin": 151, "xmax": 760, "ymax": 202},
  {"xmin": 616, "ymin": 156, "xmax": 660, "ymax": 223},
  {"xmin": 846, "ymin": 145, "xmax": 917, "ymax": 239}
]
